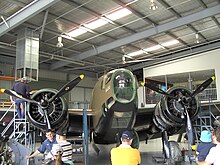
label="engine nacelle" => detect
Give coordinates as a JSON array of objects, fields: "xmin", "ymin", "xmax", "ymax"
[{"xmin": 150, "ymin": 87, "xmax": 199, "ymax": 135}]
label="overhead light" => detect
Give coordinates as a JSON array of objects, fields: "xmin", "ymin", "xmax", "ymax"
[
  {"xmin": 67, "ymin": 28, "xmax": 87, "ymax": 38},
  {"xmin": 105, "ymin": 8, "xmax": 132, "ymax": 20},
  {"xmin": 125, "ymin": 0, "xmax": 139, "ymax": 6},
  {"xmin": 56, "ymin": 36, "xmax": 63, "ymax": 48},
  {"xmin": 66, "ymin": 8, "xmax": 132, "ymax": 39},
  {"xmin": 144, "ymin": 45, "xmax": 162, "ymax": 52},
  {"xmin": 161, "ymin": 39, "xmax": 180, "ymax": 47},
  {"xmin": 149, "ymin": 0, "xmax": 158, "ymax": 10},
  {"xmin": 84, "ymin": 19, "xmax": 108, "ymax": 29},
  {"xmin": 61, "ymin": 34, "xmax": 77, "ymax": 41},
  {"xmin": 195, "ymin": 33, "xmax": 200, "ymax": 43},
  {"xmin": 127, "ymin": 50, "xmax": 147, "ymax": 57},
  {"xmin": 124, "ymin": 39, "xmax": 179, "ymax": 58}
]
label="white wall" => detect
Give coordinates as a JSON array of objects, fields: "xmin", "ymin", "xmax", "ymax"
[{"xmin": 143, "ymin": 48, "xmax": 220, "ymax": 100}]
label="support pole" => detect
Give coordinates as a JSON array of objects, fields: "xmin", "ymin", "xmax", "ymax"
[{"xmin": 83, "ymin": 108, "xmax": 89, "ymax": 165}]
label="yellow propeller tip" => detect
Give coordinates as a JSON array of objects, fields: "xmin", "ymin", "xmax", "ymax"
[
  {"xmin": 0, "ymin": 89, "xmax": 5, "ymax": 93},
  {"xmin": 80, "ymin": 74, "xmax": 85, "ymax": 79},
  {"xmin": 212, "ymin": 76, "xmax": 215, "ymax": 81},
  {"xmin": 140, "ymin": 82, "xmax": 145, "ymax": 86}
]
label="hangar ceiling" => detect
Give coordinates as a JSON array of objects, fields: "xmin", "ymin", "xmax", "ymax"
[{"xmin": 0, "ymin": 0, "xmax": 220, "ymax": 78}]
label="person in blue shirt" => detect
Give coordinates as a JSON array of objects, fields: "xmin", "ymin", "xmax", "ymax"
[
  {"xmin": 26, "ymin": 129, "xmax": 57, "ymax": 163},
  {"xmin": 196, "ymin": 130, "xmax": 216, "ymax": 162},
  {"xmin": 10, "ymin": 77, "xmax": 30, "ymax": 119}
]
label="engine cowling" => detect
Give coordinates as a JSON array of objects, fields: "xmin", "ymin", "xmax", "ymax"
[
  {"xmin": 150, "ymin": 86, "xmax": 199, "ymax": 135},
  {"xmin": 27, "ymin": 89, "xmax": 68, "ymax": 130}
]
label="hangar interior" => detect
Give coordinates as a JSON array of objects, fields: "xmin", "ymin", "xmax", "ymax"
[{"xmin": 0, "ymin": 0, "xmax": 220, "ymax": 165}]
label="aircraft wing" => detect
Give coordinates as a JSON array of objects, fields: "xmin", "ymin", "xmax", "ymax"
[{"xmin": 68, "ymin": 108, "xmax": 95, "ymax": 116}]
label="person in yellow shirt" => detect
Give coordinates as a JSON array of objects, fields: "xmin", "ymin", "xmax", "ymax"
[{"xmin": 111, "ymin": 130, "xmax": 141, "ymax": 165}]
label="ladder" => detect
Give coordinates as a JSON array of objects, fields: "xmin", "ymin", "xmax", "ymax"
[
  {"xmin": 69, "ymin": 134, "xmax": 85, "ymax": 165},
  {"xmin": 194, "ymin": 99, "xmax": 220, "ymax": 143},
  {"xmin": 67, "ymin": 108, "xmax": 89, "ymax": 165},
  {"xmin": 0, "ymin": 102, "xmax": 35, "ymax": 152}
]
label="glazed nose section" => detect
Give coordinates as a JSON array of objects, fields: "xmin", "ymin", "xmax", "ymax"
[{"xmin": 113, "ymin": 71, "xmax": 136, "ymax": 103}]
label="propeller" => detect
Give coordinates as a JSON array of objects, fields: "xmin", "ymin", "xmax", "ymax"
[
  {"xmin": 190, "ymin": 76, "xmax": 215, "ymax": 97},
  {"xmin": 49, "ymin": 74, "xmax": 84, "ymax": 102},
  {"xmin": 140, "ymin": 82, "xmax": 175, "ymax": 98},
  {"xmin": 141, "ymin": 76, "xmax": 215, "ymax": 161},
  {"xmin": 0, "ymin": 74, "xmax": 85, "ymax": 130},
  {"xmin": 141, "ymin": 75, "xmax": 215, "ymax": 101},
  {"xmin": 0, "ymin": 89, "xmax": 39, "ymax": 104}
]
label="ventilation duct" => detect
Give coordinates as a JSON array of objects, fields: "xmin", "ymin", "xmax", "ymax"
[{"xmin": 16, "ymin": 28, "xmax": 39, "ymax": 81}]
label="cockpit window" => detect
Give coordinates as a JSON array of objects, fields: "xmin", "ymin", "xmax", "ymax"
[
  {"xmin": 105, "ymin": 73, "xmax": 112, "ymax": 85},
  {"xmin": 113, "ymin": 71, "xmax": 135, "ymax": 103},
  {"xmin": 112, "ymin": 111, "xmax": 132, "ymax": 128}
]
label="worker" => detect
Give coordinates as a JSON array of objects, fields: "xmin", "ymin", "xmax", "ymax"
[
  {"xmin": 10, "ymin": 77, "xmax": 30, "ymax": 119},
  {"xmin": 196, "ymin": 127, "xmax": 220, "ymax": 165},
  {"xmin": 111, "ymin": 130, "xmax": 141, "ymax": 165},
  {"xmin": 26, "ymin": 129, "xmax": 57, "ymax": 164}
]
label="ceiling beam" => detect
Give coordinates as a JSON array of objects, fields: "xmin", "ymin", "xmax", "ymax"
[
  {"xmin": 0, "ymin": 0, "xmax": 60, "ymax": 37},
  {"xmin": 51, "ymin": 4, "xmax": 220, "ymax": 70},
  {"xmin": 127, "ymin": 40, "xmax": 220, "ymax": 71}
]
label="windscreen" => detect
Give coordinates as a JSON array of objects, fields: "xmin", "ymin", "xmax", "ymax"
[{"xmin": 113, "ymin": 70, "xmax": 136, "ymax": 103}]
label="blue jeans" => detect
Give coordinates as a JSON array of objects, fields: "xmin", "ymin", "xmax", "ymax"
[{"xmin": 14, "ymin": 99, "xmax": 26, "ymax": 119}]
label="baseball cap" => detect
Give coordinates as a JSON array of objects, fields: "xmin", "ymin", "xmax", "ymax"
[
  {"xmin": 200, "ymin": 130, "xmax": 212, "ymax": 142},
  {"xmin": 121, "ymin": 130, "xmax": 133, "ymax": 140},
  {"xmin": 56, "ymin": 130, "xmax": 66, "ymax": 136}
]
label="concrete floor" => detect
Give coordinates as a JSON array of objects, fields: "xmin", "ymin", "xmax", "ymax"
[
  {"xmin": 32, "ymin": 135, "xmax": 196, "ymax": 165},
  {"xmin": 88, "ymin": 136, "xmax": 196, "ymax": 165}
]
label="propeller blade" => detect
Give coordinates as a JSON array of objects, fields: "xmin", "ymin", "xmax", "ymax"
[
  {"xmin": 43, "ymin": 109, "xmax": 51, "ymax": 130},
  {"xmin": 185, "ymin": 109, "xmax": 193, "ymax": 145},
  {"xmin": 185, "ymin": 108, "xmax": 194, "ymax": 163},
  {"xmin": 191, "ymin": 76, "xmax": 215, "ymax": 97},
  {"xmin": 0, "ymin": 89, "xmax": 39, "ymax": 104},
  {"xmin": 162, "ymin": 131, "xmax": 171, "ymax": 160},
  {"xmin": 184, "ymin": 108, "xmax": 194, "ymax": 163},
  {"xmin": 140, "ymin": 82, "xmax": 175, "ymax": 98},
  {"xmin": 49, "ymin": 74, "xmax": 84, "ymax": 102}
]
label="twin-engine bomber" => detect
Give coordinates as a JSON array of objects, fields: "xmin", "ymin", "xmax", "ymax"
[{"xmin": 0, "ymin": 69, "xmax": 215, "ymax": 164}]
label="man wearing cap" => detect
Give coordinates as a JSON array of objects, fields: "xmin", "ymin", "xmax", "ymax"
[
  {"xmin": 10, "ymin": 77, "xmax": 30, "ymax": 119},
  {"xmin": 196, "ymin": 130, "xmax": 216, "ymax": 162},
  {"xmin": 197, "ymin": 127, "xmax": 220, "ymax": 165},
  {"xmin": 55, "ymin": 130, "xmax": 73, "ymax": 165},
  {"xmin": 111, "ymin": 130, "xmax": 141, "ymax": 165}
]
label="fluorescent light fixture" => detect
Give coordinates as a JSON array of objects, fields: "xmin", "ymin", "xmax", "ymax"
[
  {"xmin": 127, "ymin": 50, "xmax": 146, "ymax": 57},
  {"xmin": 66, "ymin": 8, "xmax": 132, "ymax": 39},
  {"xmin": 68, "ymin": 28, "xmax": 87, "ymax": 37},
  {"xmin": 80, "ymin": 26, "xmax": 94, "ymax": 33},
  {"xmin": 195, "ymin": 33, "xmax": 200, "ymax": 43},
  {"xmin": 61, "ymin": 34, "xmax": 76, "ymax": 41},
  {"xmin": 161, "ymin": 39, "xmax": 180, "ymax": 47},
  {"xmin": 125, "ymin": 39, "xmax": 179, "ymax": 58},
  {"xmin": 84, "ymin": 19, "xmax": 108, "ymax": 29},
  {"xmin": 144, "ymin": 45, "xmax": 162, "ymax": 52},
  {"xmin": 126, "ymin": 0, "xmax": 139, "ymax": 6},
  {"xmin": 106, "ymin": 8, "xmax": 132, "ymax": 20}
]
